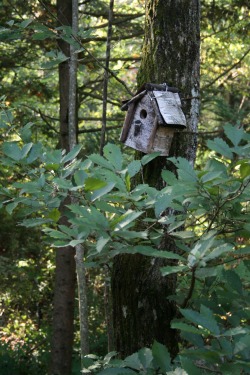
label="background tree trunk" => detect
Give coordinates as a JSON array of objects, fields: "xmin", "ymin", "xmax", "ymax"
[
  {"xmin": 50, "ymin": 1, "xmax": 76, "ymax": 374},
  {"xmin": 112, "ymin": 0, "xmax": 200, "ymax": 358}
]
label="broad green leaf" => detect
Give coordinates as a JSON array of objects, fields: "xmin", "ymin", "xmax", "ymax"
[
  {"xmin": 240, "ymin": 162, "xmax": 250, "ymax": 178},
  {"xmin": 201, "ymin": 170, "xmax": 222, "ymax": 183},
  {"xmin": 223, "ymin": 327, "xmax": 250, "ymax": 337},
  {"xmin": 222, "ymin": 269, "xmax": 243, "ymax": 295},
  {"xmin": 85, "ymin": 177, "xmax": 107, "ymax": 191},
  {"xmin": 180, "ymin": 306, "xmax": 220, "ymax": 336},
  {"xmin": 21, "ymin": 143, "xmax": 33, "ymax": 159},
  {"xmin": 169, "ymin": 157, "xmax": 197, "ymax": 182},
  {"xmin": 224, "ymin": 123, "xmax": 244, "ymax": 147},
  {"xmin": 233, "ymin": 334, "xmax": 250, "ymax": 355},
  {"xmin": 161, "ymin": 265, "xmax": 188, "ymax": 276},
  {"xmin": 179, "ymin": 357, "xmax": 200, "ymax": 375},
  {"xmin": 89, "ymin": 153, "xmax": 115, "ymax": 171},
  {"xmin": 48, "ymin": 208, "xmax": 61, "ymax": 222},
  {"xmin": 19, "ymin": 218, "xmax": 52, "ymax": 227},
  {"xmin": 73, "ymin": 170, "xmax": 88, "ymax": 187},
  {"xmin": 138, "ymin": 348, "xmax": 153, "ymax": 370},
  {"xmin": 19, "ymin": 19, "xmax": 33, "ymax": 28},
  {"xmin": 207, "ymin": 138, "xmax": 233, "ymax": 159},
  {"xmin": 96, "ymin": 236, "xmax": 110, "ymax": 253},
  {"xmin": 69, "ymin": 239, "xmax": 84, "ymax": 247},
  {"xmin": 171, "ymin": 231, "xmax": 194, "ymax": 239},
  {"xmin": 123, "ymin": 353, "xmax": 141, "ymax": 371},
  {"xmin": 141, "ymin": 152, "xmax": 161, "ymax": 165},
  {"xmin": 43, "ymin": 229, "xmax": 70, "ymax": 239},
  {"xmin": 152, "ymin": 341, "xmax": 171, "ymax": 373},
  {"xmin": 129, "ymin": 246, "xmax": 184, "ymax": 260},
  {"xmin": 155, "ymin": 190, "xmax": 172, "ymax": 217},
  {"xmin": 61, "ymin": 144, "xmax": 82, "ymax": 163},
  {"xmin": 171, "ymin": 322, "xmax": 204, "ymax": 335},
  {"xmin": 161, "ymin": 169, "xmax": 178, "ymax": 185},
  {"xmin": 127, "ymin": 160, "xmax": 141, "ymax": 177},
  {"xmin": 2, "ymin": 142, "xmax": 22, "ymax": 161},
  {"xmin": 203, "ymin": 243, "xmax": 233, "ymax": 262},
  {"xmin": 97, "ymin": 368, "xmax": 137, "ymax": 375},
  {"xmin": 91, "ymin": 182, "xmax": 116, "ymax": 202},
  {"xmin": 167, "ymin": 368, "xmax": 188, "ymax": 375},
  {"xmin": 112, "ymin": 210, "xmax": 143, "ymax": 231},
  {"xmin": 20, "ymin": 122, "xmax": 34, "ymax": 142},
  {"xmin": 103, "ymin": 143, "xmax": 123, "ymax": 170}
]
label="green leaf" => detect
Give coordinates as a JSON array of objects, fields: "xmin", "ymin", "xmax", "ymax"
[
  {"xmin": 62, "ymin": 144, "xmax": 82, "ymax": 163},
  {"xmin": 48, "ymin": 208, "xmax": 61, "ymax": 222},
  {"xmin": 141, "ymin": 152, "xmax": 161, "ymax": 165},
  {"xmin": 201, "ymin": 171, "xmax": 222, "ymax": 183},
  {"xmin": 127, "ymin": 160, "xmax": 141, "ymax": 178},
  {"xmin": 19, "ymin": 19, "xmax": 33, "ymax": 28},
  {"xmin": 240, "ymin": 162, "xmax": 250, "ymax": 178},
  {"xmin": 123, "ymin": 353, "xmax": 141, "ymax": 370},
  {"xmin": 171, "ymin": 322, "xmax": 204, "ymax": 335},
  {"xmin": 69, "ymin": 239, "xmax": 84, "ymax": 247},
  {"xmin": 112, "ymin": 210, "xmax": 143, "ymax": 231},
  {"xmin": 138, "ymin": 348, "xmax": 153, "ymax": 370},
  {"xmin": 162, "ymin": 169, "xmax": 178, "ymax": 185},
  {"xmin": 21, "ymin": 143, "xmax": 33, "ymax": 159},
  {"xmin": 88, "ymin": 153, "xmax": 115, "ymax": 171},
  {"xmin": 2, "ymin": 142, "xmax": 21, "ymax": 161},
  {"xmin": 85, "ymin": 177, "xmax": 107, "ymax": 191},
  {"xmin": 152, "ymin": 341, "xmax": 171, "ymax": 373},
  {"xmin": 20, "ymin": 122, "xmax": 34, "ymax": 142},
  {"xmin": 103, "ymin": 143, "xmax": 123, "ymax": 170},
  {"xmin": 73, "ymin": 170, "xmax": 88, "ymax": 187},
  {"xmin": 161, "ymin": 265, "xmax": 188, "ymax": 276},
  {"xmin": 155, "ymin": 190, "xmax": 172, "ymax": 217},
  {"xmin": 180, "ymin": 306, "xmax": 220, "ymax": 336},
  {"xmin": 43, "ymin": 229, "xmax": 70, "ymax": 239},
  {"xmin": 169, "ymin": 157, "xmax": 197, "ymax": 182},
  {"xmin": 91, "ymin": 182, "xmax": 116, "ymax": 202},
  {"xmin": 224, "ymin": 123, "xmax": 244, "ymax": 147},
  {"xmin": 96, "ymin": 236, "xmax": 110, "ymax": 253},
  {"xmin": 19, "ymin": 218, "xmax": 52, "ymax": 227},
  {"xmin": 97, "ymin": 369, "xmax": 137, "ymax": 375},
  {"xmin": 222, "ymin": 269, "xmax": 243, "ymax": 295},
  {"xmin": 207, "ymin": 138, "xmax": 233, "ymax": 159}
]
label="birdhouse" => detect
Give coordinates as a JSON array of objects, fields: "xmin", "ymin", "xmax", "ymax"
[{"xmin": 120, "ymin": 83, "xmax": 186, "ymax": 156}]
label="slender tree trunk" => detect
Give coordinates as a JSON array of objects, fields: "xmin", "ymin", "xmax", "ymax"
[
  {"xmin": 50, "ymin": 1, "xmax": 76, "ymax": 374},
  {"xmin": 112, "ymin": 0, "xmax": 200, "ymax": 358},
  {"xmin": 68, "ymin": 0, "xmax": 90, "ymax": 364}
]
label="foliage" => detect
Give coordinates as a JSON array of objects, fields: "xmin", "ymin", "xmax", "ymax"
[{"xmin": 1, "ymin": 96, "xmax": 250, "ymax": 373}]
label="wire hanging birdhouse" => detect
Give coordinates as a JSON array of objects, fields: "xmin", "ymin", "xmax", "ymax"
[{"xmin": 120, "ymin": 83, "xmax": 186, "ymax": 155}]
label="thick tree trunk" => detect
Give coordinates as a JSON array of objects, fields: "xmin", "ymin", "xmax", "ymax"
[
  {"xmin": 50, "ymin": 1, "xmax": 76, "ymax": 374},
  {"xmin": 112, "ymin": 0, "xmax": 200, "ymax": 358}
]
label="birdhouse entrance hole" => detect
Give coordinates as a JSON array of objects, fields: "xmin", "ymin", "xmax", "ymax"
[{"xmin": 140, "ymin": 109, "xmax": 147, "ymax": 119}]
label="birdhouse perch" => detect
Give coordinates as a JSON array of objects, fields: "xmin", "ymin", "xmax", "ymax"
[{"xmin": 120, "ymin": 83, "xmax": 186, "ymax": 155}]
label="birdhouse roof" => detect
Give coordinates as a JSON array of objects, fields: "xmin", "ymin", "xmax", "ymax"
[{"xmin": 121, "ymin": 82, "xmax": 186, "ymax": 129}]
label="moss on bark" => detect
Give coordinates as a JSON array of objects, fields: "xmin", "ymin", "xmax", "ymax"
[{"xmin": 112, "ymin": 0, "xmax": 200, "ymax": 359}]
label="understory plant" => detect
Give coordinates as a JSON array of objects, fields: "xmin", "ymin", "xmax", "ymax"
[{"xmin": 1, "ymin": 102, "xmax": 250, "ymax": 374}]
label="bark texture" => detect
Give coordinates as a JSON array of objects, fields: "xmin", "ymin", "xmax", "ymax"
[
  {"xmin": 50, "ymin": 1, "xmax": 76, "ymax": 374},
  {"xmin": 112, "ymin": 0, "xmax": 200, "ymax": 358}
]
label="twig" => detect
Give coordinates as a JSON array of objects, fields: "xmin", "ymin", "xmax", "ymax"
[
  {"xmin": 181, "ymin": 267, "xmax": 196, "ymax": 309},
  {"xmin": 203, "ymin": 48, "xmax": 250, "ymax": 89}
]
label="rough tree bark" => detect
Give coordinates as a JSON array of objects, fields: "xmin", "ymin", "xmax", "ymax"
[
  {"xmin": 50, "ymin": 1, "xmax": 76, "ymax": 374},
  {"xmin": 112, "ymin": 0, "xmax": 200, "ymax": 358}
]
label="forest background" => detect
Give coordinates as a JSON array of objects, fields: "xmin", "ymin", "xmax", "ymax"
[{"xmin": 0, "ymin": 0, "xmax": 250, "ymax": 374}]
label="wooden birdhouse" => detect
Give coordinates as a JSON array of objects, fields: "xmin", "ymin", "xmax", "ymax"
[{"xmin": 120, "ymin": 83, "xmax": 186, "ymax": 156}]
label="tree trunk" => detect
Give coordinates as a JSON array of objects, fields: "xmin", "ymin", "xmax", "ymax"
[
  {"xmin": 112, "ymin": 0, "xmax": 200, "ymax": 358},
  {"xmin": 50, "ymin": 1, "xmax": 76, "ymax": 374}
]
